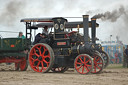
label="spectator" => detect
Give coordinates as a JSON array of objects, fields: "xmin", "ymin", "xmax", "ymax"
[
  {"xmin": 115, "ymin": 51, "xmax": 119, "ymax": 64},
  {"xmin": 18, "ymin": 32, "xmax": 25, "ymax": 39},
  {"xmin": 124, "ymin": 45, "xmax": 128, "ymax": 68},
  {"xmin": 118, "ymin": 51, "xmax": 122, "ymax": 63}
]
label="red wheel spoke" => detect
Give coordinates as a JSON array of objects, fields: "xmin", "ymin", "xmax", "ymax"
[
  {"xmin": 94, "ymin": 66, "xmax": 96, "ymax": 72},
  {"xmin": 76, "ymin": 65, "xmax": 82, "ymax": 70},
  {"xmin": 84, "ymin": 66, "xmax": 89, "ymax": 72},
  {"xmin": 86, "ymin": 64, "xmax": 92, "ymax": 67},
  {"xmin": 41, "ymin": 61, "xmax": 44, "ymax": 68},
  {"xmin": 32, "ymin": 59, "xmax": 39, "ymax": 65},
  {"xmin": 37, "ymin": 61, "xmax": 40, "ymax": 66},
  {"xmin": 33, "ymin": 59, "xmax": 39, "ymax": 62},
  {"xmin": 43, "ymin": 60, "xmax": 49, "ymax": 67},
  {"xmin": 43, "ymin": 56, "xmax": 50, "ymax": 58},
  {"xmin": 79, "ymin": 57, "xmax": 83, "ymax": 63},
  {"xmin": 96, "ymin": 57, "xmax": 100, "ymax": 62},
  {"xmin": 30, "ymin": 57, "xmax": 34, "ymax": 61},
  {"xmin": 34, "ymin": 53, "xmax": 39, "ymax": 57},
  {"xmin": 82, "ymin": 66, "xmax": 84, "ymax": 73},
  {"xmin": 84, "ymin": 57, "xmax": 86, "ymax": 63},
  {"xmin": 93, "ymin": 58, "xmax": 96, "ymax": 63},
  {"xmin": 42, "ymin": 50, "xmax": 46, "ymax": 56},
  {"xmin": 76, "ymin": 62, "xmax": 82, "ymax": 65},
  {"xmin": 33, "ymin": 49, "xmax": 36, "ymax": 53},
  {"xmin": 44, "ymin": 48, "xmax": 48, "ymax": 51},
  {"xmin": 38, "ymin": 48, "xmax": 42, "ymax": 55},
  {"xmin": 96, "ymin": 65, "xmax": 101, "ymax": 70},
  {"xmin": 43, "ymin": 60, "xmax": 49, "ymax": 64},
  {"xmin": 85, "ymin": 59, "xmax": 90, "ymax": 64},
  {"xmin": 40, "ymin": 62, "xmax": 44, "ymax": 71}
]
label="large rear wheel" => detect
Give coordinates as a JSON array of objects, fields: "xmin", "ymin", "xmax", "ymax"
[
  {"xmin": 74, "ymin": 54, "xmax": 93, "ymax": 75},
  {"xmin": 29, "ymin": 43, "xmax": 54, "ymax": 73}
]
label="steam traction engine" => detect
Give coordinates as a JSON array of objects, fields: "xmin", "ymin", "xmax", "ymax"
[{"xmin": 21, "ymin": 15, "xmax": 104, "ymax": 74}]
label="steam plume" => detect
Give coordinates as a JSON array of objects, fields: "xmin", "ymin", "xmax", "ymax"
[{"xmin": 92, "ymin": 6, "xmax": 126, "ymax": 22}]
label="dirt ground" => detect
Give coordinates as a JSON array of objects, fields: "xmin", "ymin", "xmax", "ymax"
[{"xmin": 0, "ymin": 63, "xmax": 128, "ymax": 85}]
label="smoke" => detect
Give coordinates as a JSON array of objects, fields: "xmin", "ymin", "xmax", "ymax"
[
  {"xmin": 92, "ymin": 5, "xmax": 128, "ymax": 44},
  {"xmin": 92, "ymin": 6, "xmax": 127, "ymax": 22},
  {"xmin": 0, "ymin": 0, "xmax": 26, "ymax": 26}
]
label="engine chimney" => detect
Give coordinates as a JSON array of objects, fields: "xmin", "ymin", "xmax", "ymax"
[
  {"xmin": 83, "ymin": 15, "xmax": 89, "ymax": 46},
  {"xmin": 91, "ymin": 18, "xmax": 96, "ymax": 44}
]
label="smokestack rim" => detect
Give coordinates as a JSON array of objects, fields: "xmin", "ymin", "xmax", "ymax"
[
  {"xmin": 83, "ymin": 15, "xmax": 89, "ymax": 18},
  {"xmin": 91, "ymin": 18, "xmax": 96, "ymax": 20}
]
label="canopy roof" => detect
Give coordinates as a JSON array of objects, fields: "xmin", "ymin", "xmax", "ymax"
[
  {"xmin": 20, "ymin": 17, "xmax": 67, "ymax": 22},
  {"xmin": 21, "ymin": 17, "xmax": 99, "ymax": 28},
  {"xmin": 36, "ymin": 21, "xmax": 99, "ymax": 28}
]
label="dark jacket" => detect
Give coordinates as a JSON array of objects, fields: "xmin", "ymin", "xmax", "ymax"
[
  {"xmin": 124, "ymin": 48, "xmax": 128, "ymax": 56},
  {"xmin": 33, "ymin": 33, "xmax": 42, "ymax": 45}
]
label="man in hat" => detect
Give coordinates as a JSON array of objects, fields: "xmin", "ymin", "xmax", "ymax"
[
  {"xmin": 42, "ymin": 26, "xmax": 48, "ymax": 35},
  {"xmin": 33, "ymin": 26, "xmax": 49, "ymax": 45}
]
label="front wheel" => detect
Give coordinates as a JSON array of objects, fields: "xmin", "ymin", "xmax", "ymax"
[{"xmin": 74, "ymin": 54, "xmax": 93, "ymax": 75}]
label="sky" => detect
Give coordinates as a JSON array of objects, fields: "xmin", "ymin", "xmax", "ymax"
[{"xmin": 0, "ymin": 0, "xmax": 128, "ymax": 44}]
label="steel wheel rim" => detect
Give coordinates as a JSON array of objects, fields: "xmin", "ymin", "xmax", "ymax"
[
  {"xmin": 29, "ymin": 44, "xmax": 53, "ymax": 72},
  {"xmin": 75, "ymin": 54, "xmax": 92, "ymax": 74}
]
